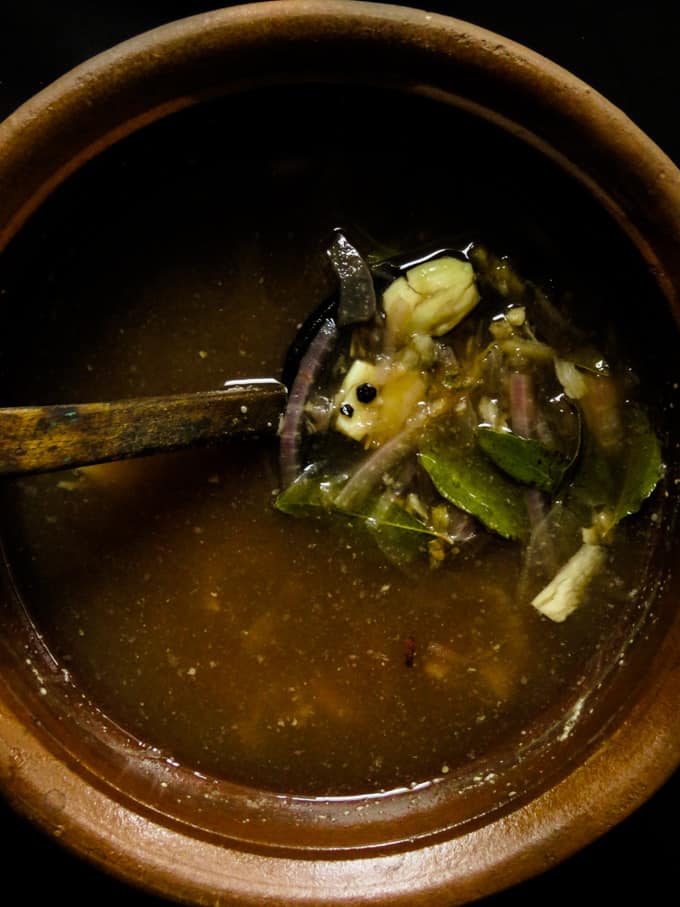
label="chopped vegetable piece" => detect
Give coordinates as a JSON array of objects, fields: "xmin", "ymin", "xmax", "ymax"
[
  {"xmin": 333, "ymin": 355, "xmax": 431, "ymax": 446},
  {"xmin": 327, "ymin": 231, "xmax": 377, "ymax": 327},
  {"xmin": 579, "ymin": 373, "xmax": 623, "ymax": 452},
  {"xmin": 382, "ymin": 256, "xmax": 480, "ymax": 341},
  {"xmin": 333, "ymin": 411, "xmax": 431, "ymax": 512},
  {"xmin": 531, "ymin": 542, "xmax": 607, "ymax": 622},
  {"xmin": 279, "ymin": 317, "xmax": 339, "ymax": 489},
  {"xmin": 334, "ymin": 360, "xmax": 384, "ymax": 441},
  {"xmin": 554, "ymin": 358, "xmax": 588, "ymax": 400}
]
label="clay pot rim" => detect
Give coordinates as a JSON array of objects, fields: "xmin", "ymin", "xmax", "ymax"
[
  {"xmin": 1, "ymin": 3, "xmax": 680, "ymax": 904},
  {"xmin": 3, "ymin": 2, "xmax": 680, "ymax": 287}
]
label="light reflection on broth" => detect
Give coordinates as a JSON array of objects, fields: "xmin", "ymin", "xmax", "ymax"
[{"xmin": 0, "ymin": 85, "xmax": 668, "ymax": 795}]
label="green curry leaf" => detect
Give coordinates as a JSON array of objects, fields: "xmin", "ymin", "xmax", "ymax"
[
  {"xmin": 556, "ymin": 402, "xmax": 663, "ymax": 534},
  {"xmin": 613, "ymin": 405, "xmax": 664, "ymax": 522},
  {"xmin": 477, "ymin": 427, "xmax": 570, "ymax": 494},
  {"xmin": 419, "ymin": 441, "xmax": 530, "ymax": 540},
  {"xmin": 275, "ymin": 467, "xmax": 436, "ymax": 564},
  {"xmin": 361, "ymin": 494, "xmax": 432, "ymax": 564},
  {"xmin": 274, "ymin": 467, "xmax": 343, "ymax": 516}
]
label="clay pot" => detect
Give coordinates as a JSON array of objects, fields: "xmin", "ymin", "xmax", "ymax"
[{"xmin": 1, "ymin": 3, "xmax": 679, "ymax": 904}]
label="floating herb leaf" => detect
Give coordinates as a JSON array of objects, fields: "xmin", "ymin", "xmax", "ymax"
[
  {"xmin": 613, "ymin": 404, "xmax": 664, "ymax": 522},
  {"xmin": 275, "ymin": 465, "xmax": 437, "ymax": 564},
  {"xmin": 549, "ymin": 402, "xmax": 663, "ymax": 540},
  {"xmin": 274, "ymin": 466, "xmax": 346, "ymax": 516},
  {"xmin": 419, "ymin": 440, "xmax": 530, "ymax": 540},
  {"xmin": 477, "ymin": 427, "xmax": 570, "ymax": 494},
  {"xmin": 363, "ymin": 493, "xmax": 432, "ymax": 564},
  {"xmin": 562, "ymin": 429, "xmax": 615, "ymax": 517}
]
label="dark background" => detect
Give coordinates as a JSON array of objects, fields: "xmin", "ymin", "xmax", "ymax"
[{"xmin": 0, "ymin": 2, "xmax": 678, "ymax": 904}]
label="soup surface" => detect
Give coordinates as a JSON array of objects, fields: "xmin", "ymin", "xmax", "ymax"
[{"xmin": 0, "ymin": 86, "xmax": 670, "ymax": 796}]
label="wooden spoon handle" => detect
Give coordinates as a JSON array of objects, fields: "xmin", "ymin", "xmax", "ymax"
[{"xmin": 0, "ymin": 379, "xmax": 286, "ymax": 477}]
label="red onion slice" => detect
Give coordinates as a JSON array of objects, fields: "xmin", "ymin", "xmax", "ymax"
[{"xmin": 278, "ymin": 317, "xmax": 339, "ymax": 489}]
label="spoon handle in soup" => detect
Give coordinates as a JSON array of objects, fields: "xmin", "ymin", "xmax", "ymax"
[{"xmin": 0, "ymin": 379, "xmax": 287, "ymax": 477}]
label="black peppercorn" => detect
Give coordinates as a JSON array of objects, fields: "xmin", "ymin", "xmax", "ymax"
[
  {"xmin": 356, "ymin": 383, "xmax": 377, "ymax": 403},
  {"xmin": 340, "ymin": 403, "xmax": 354, "ymax": 417}
]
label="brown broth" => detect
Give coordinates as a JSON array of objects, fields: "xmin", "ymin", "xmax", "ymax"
[
  {"xmin": 0, "ymin": 85, "xmax": 670, "ymax": 796},
  {"xmin": 1, "ymin": 441, "xmax": 655, "ymax": 795}
]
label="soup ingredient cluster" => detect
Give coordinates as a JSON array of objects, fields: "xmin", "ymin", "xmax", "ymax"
[{"xmin": 276, "ymin": 241, "xmax": 663, "ymax": 622}]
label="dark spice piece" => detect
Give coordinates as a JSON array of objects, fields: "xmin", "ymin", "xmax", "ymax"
[
  {"xmin": 404, "ymin": 635, "xmax": 416, "ymax": 668},
  {"xmin": 356, "ymin": 383, "xmax": 378, "ymax": 403},
  {"xmin": 340, "ymin": 403, "xmax": 354, "ymax": 418}
]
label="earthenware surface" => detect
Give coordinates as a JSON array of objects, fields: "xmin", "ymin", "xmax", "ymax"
[{"xmin": 1, "ymin": 1, "xmax": 679, "ymax": 905}]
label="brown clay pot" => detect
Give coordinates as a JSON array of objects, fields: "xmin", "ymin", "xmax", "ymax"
[{"xmin": 1, "ymin": 3, "xmax": 679, "ymax": 904}]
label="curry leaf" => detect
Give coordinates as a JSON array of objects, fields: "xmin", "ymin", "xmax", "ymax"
[
  {"xmin": 419, "ymin": 441, "xmax": 530, "ymax": 540},
  {"xmin": 349, "ymin": 496, "xmax": 435, "ymax": 538},
  {"xmin": 275, "ymin": 467, "xmax": 436, "ymax": 564},
  {"xmin": 274, "ymin": 466, "xmax": 342, "ymax": 515},
  {"xmin": 562, "ymin": 429, "xmax": 615, "ymax": 516},
  {"xmin": 613, "ymin": 405, "xmax": 664, "ymax": 522},
  {"xmin": 554, "ymin": 402, "xmax": 663, "ymax": 534},
  {"xmin": 478, "ymin": 427, "xmax": 570, "ymax": 494},
  {"xmin": 362, "ymin": 494, "xmax": 432, "ymax": 564}
]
